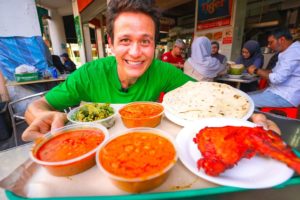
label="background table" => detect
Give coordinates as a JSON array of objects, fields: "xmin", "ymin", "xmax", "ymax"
[
  {"xmin": 216, "ymin": 75, "xmax": 259, "ymax": 89},
  {"xmin": 6, "ymin": 77, "xmax": 66, "ymax": 87}
]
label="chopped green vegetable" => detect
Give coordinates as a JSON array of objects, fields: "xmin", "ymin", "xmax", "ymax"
[{"xmin": 73, "ymin": 103, "xmax": 114, "ymax": 122}]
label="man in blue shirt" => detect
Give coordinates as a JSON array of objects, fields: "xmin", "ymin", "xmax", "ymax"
[
  {"xmin": 248, "ymin": 28, "xmax": 300, "ymax": 108},
  {"xmin": 60, "ymin": 53, "xmax": 76, "ymax": 73},
  {"xmin": 211, "ymin": 41, "xmax": 227, "ymax": 64}
]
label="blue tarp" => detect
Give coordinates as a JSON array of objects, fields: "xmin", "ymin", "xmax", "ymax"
[{"xmin": 0, "ymin": 36, "xmax": 52, "ymax": 80}]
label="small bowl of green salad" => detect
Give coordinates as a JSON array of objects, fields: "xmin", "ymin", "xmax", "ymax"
[{"xmin": 67, "ymin": 103, "xmax": 116, "ymax": 128}]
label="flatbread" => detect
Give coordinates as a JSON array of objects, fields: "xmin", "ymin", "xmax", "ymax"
[{"xmin": 162, "ymin": 81, "xmax": 251, "ymax": 120}]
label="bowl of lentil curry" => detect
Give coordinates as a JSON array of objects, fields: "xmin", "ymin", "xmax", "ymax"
[
  {"xmin": 67, "ymin": 103, "xmax": 116, "ymax": 128},
  {"xmin": 118, "ymin": 102, "xmax": 164, "ymax": 128},
  {"xmin": 96, "ymin": 128, "xmax": 177, "ymax": 193},
  {"xmin": 30, "ymin": 124, "xmax": 109, "ymax": 176}
]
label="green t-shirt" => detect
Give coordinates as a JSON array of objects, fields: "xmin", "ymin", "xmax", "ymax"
[{"xmin": 46, "ymin": 56, "xmax": 194, "ymax": 110}]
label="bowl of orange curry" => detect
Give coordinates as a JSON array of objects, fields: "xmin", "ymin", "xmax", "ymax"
[
  {"xmin": 96, "ymin": 128, "xmax": 177, "ymax": 193},
  {"xmin": 30, "ymin": 124, "xmax": 109, "ymax": 177},
  {"xmin": 118, "ymin": 102, "xmax": 164, "ymax": 128}
]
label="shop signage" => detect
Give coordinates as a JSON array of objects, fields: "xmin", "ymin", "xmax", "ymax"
[
  {"xmin": 222, "ymin": 36, "xmax": 232, "ymax": 44},
  {"xmin": 222, "ymin": 28, "xmax": 233, "ymax": 44},
  {"xmin": 197, "ymin": 0, "xmax": 232, "ymax": 30},
  {"xmin": 160, "ymin": 17, "xmax": 176, "ymax": 26},
  {"xmin": 74, "ymin": 16, "xmax": 83, "ymax": 47}
]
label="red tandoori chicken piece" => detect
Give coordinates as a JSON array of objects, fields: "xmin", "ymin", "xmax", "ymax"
[{"xmin": 193, "ymin": 126, "xmax": 300, "ymax": 176}]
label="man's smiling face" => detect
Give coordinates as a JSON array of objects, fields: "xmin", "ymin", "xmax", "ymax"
[{"xmin": 110, "ymin": 12, "xmax": 156, "ymax": 80}]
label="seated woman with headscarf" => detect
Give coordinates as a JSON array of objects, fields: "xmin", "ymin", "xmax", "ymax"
[
  {"xmin": 236, "ymin": 40, "xmax": 264, "ymax": 92},
  {"xmin": 184, "ymin": 37, "xmax": 226, "ymax": 81}
]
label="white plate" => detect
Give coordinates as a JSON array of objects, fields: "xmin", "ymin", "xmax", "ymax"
[
  {"xmin": 176, "ymin": 118, "xmax": 294, "ymax": 189},
  {"xmin": 163, "ymin": 89, "xmax": 254, "ymax": 127},
  {"xmin": 227, "ymin": 74, "xmax": 243, "ymax": 79}
]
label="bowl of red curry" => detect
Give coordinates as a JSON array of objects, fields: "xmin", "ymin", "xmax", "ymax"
[
  {"xmin": 30, "ymin": 124, "xmax": 109, "ymax": 177},
  {"xmin": 96, "ymin": 128, "xmax": 177, "ymax": 193},
  {"xmin": 118, "ymin": 102, "xmax": 164, "ymax": 128}
]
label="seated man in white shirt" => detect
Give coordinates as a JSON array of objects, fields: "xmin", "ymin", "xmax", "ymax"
[{"xmin": 247, "ymin": 28, "xmax": 300, "ymax": 108}]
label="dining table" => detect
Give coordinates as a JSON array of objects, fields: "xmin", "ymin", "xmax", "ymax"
[
  {"xmin": 0, "ymin": 104, "xmax": 300, "ymax": 200},
  {"xmin": 5, "ymin": 75, "xmax": 68, "ymax": 94},
  {"xmin": 6, "ymin": 76, "xmax": 67, "ymax": 87},
  {"xmin": 216, "ymin": 74, "xmax": 259, "ymax": 89}
]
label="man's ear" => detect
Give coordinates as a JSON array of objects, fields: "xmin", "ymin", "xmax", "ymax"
[
  {"xmin": 279, "ymin": 36, "xmax": 285, "ymax": 44},
  {"xmin": 107, "ymin": 36, "xmax": 114, "ymax": 53},
  {"xmin": 108, "ymin": 36, "xmax": 113, "ymax": 46}
]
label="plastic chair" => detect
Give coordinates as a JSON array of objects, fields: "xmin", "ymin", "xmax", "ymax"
[
  {"xmin": 257, "ymin": 77, "xmax": 299, "ymax": 119},
  {"xmin": 258, "ymin": 78, "xmax": 268, "ymax": 89},
  {"xmin": 8, "ymin": 91, "xmax": 48, "ymax": 146},
  {"xmin": 158, "ymin": 92, "xmax": 165, "ymax": 103},
  {"xmin": 260, "ymin": 107, "xmax": 299, "ymax": 119}
]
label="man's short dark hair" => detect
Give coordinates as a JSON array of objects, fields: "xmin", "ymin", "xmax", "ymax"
[
  {"xmin": 269, "ymin": 28, "xmax": 293, "ymax": 41},
  {"xmin": 60, "ymin": 53, "xmax": 69, "ymax": 58},
  {"xmin": 106, "ymin": 0, "xmax": 161, "ymax": 42},
  {"xmin": 211, "ymin": 41, "xmax": 220, "ymax": 49}
]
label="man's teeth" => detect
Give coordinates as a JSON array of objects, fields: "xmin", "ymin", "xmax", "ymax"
[{"xmin": 126, "ymin": 60, "xmax": 143, "ymax": 65}]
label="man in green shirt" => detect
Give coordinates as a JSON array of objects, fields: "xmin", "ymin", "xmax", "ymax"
[
  {"xmin": 46, "ymin": 57, "xmax": 192, "ymax": 111},
  {"xmin": 22, "ymin": 0, "xmax": 279, "ymax": 141},
  {"xmin": 22, "ymin": 0, "xmax": 193, "ymax": 141}
]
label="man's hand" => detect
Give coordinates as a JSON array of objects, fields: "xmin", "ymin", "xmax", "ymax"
[
  {"xmin": 22, "ymin": 97, "xmax": 68, "ymax": 141},
  {"xmin": 177, "ymin": 63, "xmax": 184, "ymax": 69},
  {"xmin": 247, "ymin": 65, "xmax": 257, "ymax": 75},
  {"xmin": 251, "ymin": 113, "xmax": 281, "ymax": 135},
  {"xmin": 22, "ymin": 111, "xmax": 67, "ymax": 141},
  {"xmin": 247, "ymin": 66, "xmax": 271, "ymax": 79},
  {"xmin": 173, "ymin": 62, "xmax": 184, "ymax": 69}
]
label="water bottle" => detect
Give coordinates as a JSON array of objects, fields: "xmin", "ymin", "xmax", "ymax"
[{"xmin": 52, "ymin": 68, "xmax": 58, "ymax": 78}]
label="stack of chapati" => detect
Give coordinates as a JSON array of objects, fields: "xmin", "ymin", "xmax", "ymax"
[{"xmin": 162, "ymin": 81, "xmax": 252, "ymax": 120}]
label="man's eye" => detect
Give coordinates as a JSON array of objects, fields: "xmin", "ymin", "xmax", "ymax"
[
  {"xmin": 141, "ymin": 40, "xmax": 150, "ymax": 45},
  {"xmin": 120, "ymin": 39, "xmax": 130, "ymax": 44}
]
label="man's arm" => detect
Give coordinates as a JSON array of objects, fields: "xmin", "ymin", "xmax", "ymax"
[
  {"xmin": 173, "ymin": 62, "xmax": 184, "ymax": 69},
  {"xmin": 222, "ymin": 55, "xmax": 228, "ymax": 65},
  {"xmin": 25, "ymin": 97, "xmax": 55, "ymax": 124},
  {"xmin": 0, "ymin": 71, "xmax": 9, "ymax": 101},
  {"xmin": 248, "ymin": 66, "xmax": 272, "ymax": 80},
  {"xmin": 23, "ymin": 97, "xmax": 67, "ymax": 141},
  {"xmin": 256, "ymin": 68, "xmax": 272, "ymax": 79}
]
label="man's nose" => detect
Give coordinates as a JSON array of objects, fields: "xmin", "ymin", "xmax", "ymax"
[{"xmin": 128, "ymin": 42, "xmax": 142, "ymax": 57}]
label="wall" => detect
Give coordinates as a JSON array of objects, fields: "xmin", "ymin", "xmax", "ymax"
[
  {"xmin": 194, "ymin": 0, "xmax": 246, "ymax": 61},
  {"xmin": 0, "ymin": 0, "xmax": 41, "ymax": 37},
  {"xmin": 230, "ymin": 0, "xmax": 247, "ymax": 61},
  {"xmin": 48, "ymin": 9, "xmax": 67, "ymax": 56}
]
